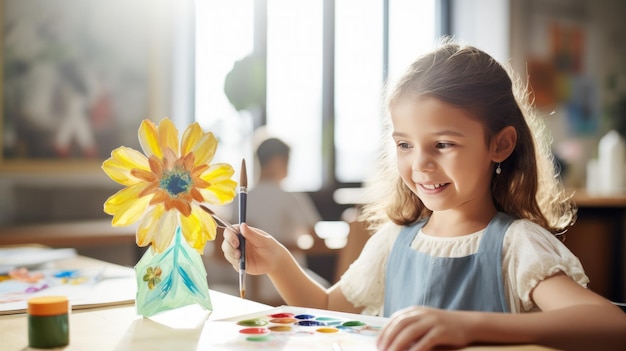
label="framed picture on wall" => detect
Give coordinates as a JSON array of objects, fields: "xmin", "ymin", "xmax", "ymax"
[{"xmin": 0, "ymin": 0, "xmax": 176, "ymax": 172}]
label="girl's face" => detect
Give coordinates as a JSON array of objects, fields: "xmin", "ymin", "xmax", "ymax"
[{"xmin": 390, "ymin": 97, "xmax": 495, "ymax": 214}]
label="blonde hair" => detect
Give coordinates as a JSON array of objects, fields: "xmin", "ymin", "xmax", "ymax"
[{"xmin": 360, "ymin": 40, "xmax": 576, "ymax": 236}]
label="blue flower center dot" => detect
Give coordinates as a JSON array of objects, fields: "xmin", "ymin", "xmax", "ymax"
[{"xmin": 161, "ymin": 170, "xmax": 192, "ymax": 196}]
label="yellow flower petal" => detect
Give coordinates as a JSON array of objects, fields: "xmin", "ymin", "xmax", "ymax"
[
  {"xmin": 181, "ymin": 122, "xmax": 203, "ymax": 157},
  {"xmin": 104, "ymin": 183, "xmax": 153, "ymax": 226},
  {"xmin": 153, "ymin": 210, "xmax": 178, "ymax": 253},
  {"xmin": 136, "ymin": 204, "xmax": 165, "ymax": 247},
  {"xmin": 199, "ymin": 179, "xmax": 237, "ymax": 205},
  {"xmin": 158, "ymin": 118, "xmax": 180, "ymax": 157},
  {"xmin": 197, "ymin": 163, "xmax": 237, "ymax": 204},
  {"xmin": 179, "ymin": 204, "xmax": 218, "ymax": 253},
  {"xmin": 102, "ymin": 147, "xmax": 150, "ymax": 186},
  {"xmin": 200, "ymin": 163, "xmax": 235, "ymax": 181},
  {"xmin": 192, "ymin": 132, "xmax": 218, "ymax": 166},
  {"xmin": 138, "ymin": 119, "xmax": 162, "ymax": 158}
]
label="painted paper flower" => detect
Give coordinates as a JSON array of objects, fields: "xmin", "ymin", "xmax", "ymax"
[{"xmin": 102, "ymin": 118, "xmax": 237, "ymax": 253}]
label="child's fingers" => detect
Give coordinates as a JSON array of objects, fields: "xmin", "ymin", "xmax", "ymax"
[
  {"xmin": 220, "ymin": 224, "xmax": 261, "ymax": 261},
  {"xmin": 221, "ymin": 226, "xmax": 241, "ymax": 265},
  {"xmin": 221, "ymin": 223, "xmax": 278, "ymax": 273},
  {"xmin": 240, "ymin": 223, "xmax": 274, "ymax": 240},
  {"xmin": 240, "ymin": 223, "xmax": 256, "ymax": 239}
]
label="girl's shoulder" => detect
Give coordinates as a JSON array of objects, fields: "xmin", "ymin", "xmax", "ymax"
[
  {"xmin": 503, "ymin": 218, "xmax": 589, "ymax": 312},
  {"xmin": 507, "ymin": 218, "xmax": 556, "ymax": 237},
  {"xmin": 505, "ymin": 218, "xmax": 569, "ymax": 252}
]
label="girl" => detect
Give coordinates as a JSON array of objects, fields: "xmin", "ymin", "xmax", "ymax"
[{"xmin": 221, "ymin": 40, "xmax": 626, "ymax": 350}]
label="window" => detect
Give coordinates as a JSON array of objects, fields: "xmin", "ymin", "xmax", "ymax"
[
  {"xmin": 266, "ymin": 0, "xmax": 323, "ymax": 191},
  {"xmin": 195, "ymin": 0, "xmax": 438, "ymax": 193},
  {"xmin": 194, "ymin": 0, "xmax": 254, "ymax": 170},
  {"xmin": 334, "ymin": 0, "xmax": 384, "ymax": 184},
  {"xmin": 387, "ymin": 0, "xmax": 437, "ymax": 82}
]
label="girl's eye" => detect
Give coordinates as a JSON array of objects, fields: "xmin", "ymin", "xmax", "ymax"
[
  {"xmin": 435, "ymin": 142, "xmax": 454, "ymax": 149},
  {"xmin": 397, "ymin": 142, "xmax": 411, "ymax": 150}
]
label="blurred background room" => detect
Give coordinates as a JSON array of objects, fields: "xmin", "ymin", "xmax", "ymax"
[{"xmin": 1, "ymin": 0, "xmax": 625, "ymax": 305}]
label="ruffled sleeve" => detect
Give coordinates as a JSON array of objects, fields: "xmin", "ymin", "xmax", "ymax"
[
  {"xmin": 338, "ymin": 222, "xmax": 401, "ymax": 316},
  {"xmin": 503, "ymin": 220, "xmax": 589, "ymax": 312}
]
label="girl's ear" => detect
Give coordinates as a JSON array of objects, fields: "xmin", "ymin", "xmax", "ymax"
[{"xmin": 492, "ymin": 126, "xmax": 517, "ymax": 162}]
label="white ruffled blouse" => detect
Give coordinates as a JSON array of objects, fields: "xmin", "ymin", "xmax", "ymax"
[{"xmin": 338, "ymin": 219, "xmax": 589, "ymax": 316}]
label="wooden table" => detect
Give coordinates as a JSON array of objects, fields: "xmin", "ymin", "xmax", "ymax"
[{"xmin": 0, "ymin": 254, "xmax": 557, "ymax": 350}]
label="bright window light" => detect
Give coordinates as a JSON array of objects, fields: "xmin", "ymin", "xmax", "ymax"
[
  {"xmin": 194, "ymin": 0, "xmax": 254, "ymax": 169},
  {"xmin": 335, "ymin": 0, "xmax": 384, "ymax": 183},
  {"xmin": 266, "ymin": 0, "xmax": 323, "ymax": 191},
  {"xmin": 388, "ymin": 0, "xmax": 437, "ymax": 82}
]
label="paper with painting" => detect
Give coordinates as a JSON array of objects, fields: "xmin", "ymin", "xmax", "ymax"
[{"xmin": 0, "ymin": 247, "xmax": 135, "ymax": 314}]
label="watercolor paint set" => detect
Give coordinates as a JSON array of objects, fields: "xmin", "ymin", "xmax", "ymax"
[{"xmin": 199, "ymin": 306, "xmax": 388, "ymax": 350}]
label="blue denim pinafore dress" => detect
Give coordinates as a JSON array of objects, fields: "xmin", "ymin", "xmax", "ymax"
[{"xmin": 383, "ymin": 212, "xmax": 513, "ymax": 317}]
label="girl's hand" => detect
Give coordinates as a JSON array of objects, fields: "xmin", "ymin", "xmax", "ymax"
[
  {"xmin": 221, "ymin": 223, "xmax": 287, "ymax": 275},
  {"xmin": 376, "ymin": 306, "xmax": 472, "ymax": 351}
]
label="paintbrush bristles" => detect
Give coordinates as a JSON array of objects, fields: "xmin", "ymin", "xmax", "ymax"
[{"xmin": 240, "ymin": 159, "xmax": 247, "ymax": 188}]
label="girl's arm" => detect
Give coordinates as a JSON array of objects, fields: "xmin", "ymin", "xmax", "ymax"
[
  {"xmin": 221, "ymin": 223, "xmax": 359, "ymax": 313},
  {"xmin": 377, "ymin": 273, "xmax": 626, "ymax": 351},
  {"xmin": 502, "ymin": 272, "xmax": 626, "ymax": 350}
]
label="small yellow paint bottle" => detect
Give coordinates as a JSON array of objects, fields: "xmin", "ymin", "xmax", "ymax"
[{"xmin": 27, "ymin": 296, "xmax": 69, "ymax": 348}]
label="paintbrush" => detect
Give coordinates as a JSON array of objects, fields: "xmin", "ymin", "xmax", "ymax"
[
  {"xmin": 238, "ymin": 159, "xmax": 248, "ymax": 299},
  {"xmin": 199, "ymin": 204, "xmax": 238, "ymax": 233}
]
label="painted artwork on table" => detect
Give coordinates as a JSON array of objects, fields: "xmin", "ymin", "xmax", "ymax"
[
  {"xmin": 0, "ymin": 246, "xmax": 135, "ymax": 315},
  {"xmin": 199, "ymin": 306, "xmax": 387, "ymax": 351},
  {"xmin": 0, "ymin": 0, "xmax": 176, "ymax": 171}
]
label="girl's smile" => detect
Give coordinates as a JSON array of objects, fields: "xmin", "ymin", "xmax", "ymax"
[{"xmin": 418, "ymin": 182, "xmax": 449, "ymax": 192}]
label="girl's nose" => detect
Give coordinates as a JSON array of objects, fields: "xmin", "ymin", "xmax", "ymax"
[{"xmin": 412, "ymin": 151, "xmax": 435, "ymax": 172}]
